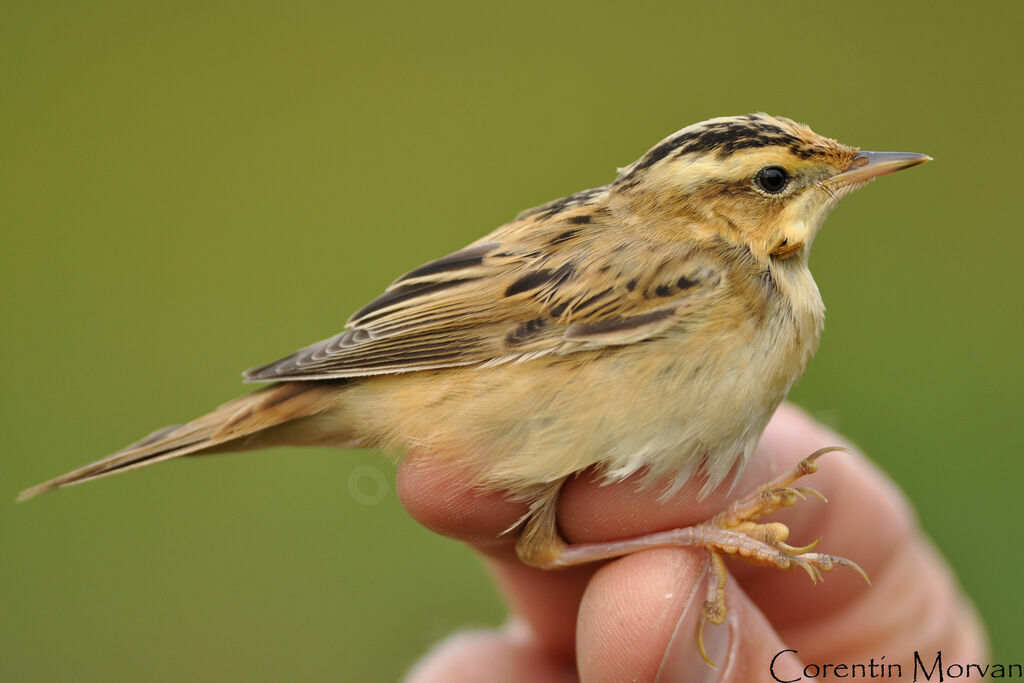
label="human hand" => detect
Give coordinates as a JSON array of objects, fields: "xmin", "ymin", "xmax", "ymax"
[{"xmin": 401, "ymin": 403, "xmax": 987, "ymax": 682}]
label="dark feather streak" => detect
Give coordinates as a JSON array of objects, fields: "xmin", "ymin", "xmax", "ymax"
[
  {"xmin": 567, "ymin": 309, "xmax": 675, "ymax": 339},
  {"xmin": 506, "ymin": 318, "xmax": 547, "ymax": 345},
  {"xmin": 677, "ymin": 275, "xmax": 699, "ymax": 290},
  {"xmin": 517, "ymin": 186, "xmax": 607, "ymax": 220},
  {"xmin": 351, "ymin": 277, "xmax": 480, "ymax": 323},
  {"xmin": 574, "ymin": 287, "xmax": 614, "ymax": 312},
  {"xmin": 549, "ymin": 229, "xmax": 581, "ymax": 245},
  {"xmin": 394, "ymin": 243, "xmax": 497, "ymax": 283},
  {"xmin": 505, "ymin": 263, "xmax": 576, "ymax": 297}
]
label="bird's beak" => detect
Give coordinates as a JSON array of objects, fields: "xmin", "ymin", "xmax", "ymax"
[{"xmin": 831, "ymin": 151, "xmax": 932, "ymax": 187}]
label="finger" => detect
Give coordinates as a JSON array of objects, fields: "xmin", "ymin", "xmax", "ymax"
[
  {"xmin": 575, "ymin": 547, "xmax": 805, "ymax": 682},
  {"xmin": 396, "ymin": 451, "xmax": 527, "ymax": 548},
  {"xmin": 405, "ymin": 620, "xmax": 577, "ymax": 683},
  {"xmin": 396, "ymin": 452, "xmax": 593, "ymax": 660}
]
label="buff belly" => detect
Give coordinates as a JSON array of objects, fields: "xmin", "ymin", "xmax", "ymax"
[{"xmin": 337, "ymin": 318, "xmax": 803, "ymax": 499}]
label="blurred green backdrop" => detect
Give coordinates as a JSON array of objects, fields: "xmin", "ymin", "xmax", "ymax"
[{"xmin": 3, "ymin": 1, "xmax": 1022, "ymax": 680}]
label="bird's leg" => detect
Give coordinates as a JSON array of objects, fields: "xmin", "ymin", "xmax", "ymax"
[
  {"xmin": 514, "ymin": 480, "xmax": 568, "ymax": 567},
  {"xmin": 515, "ymin": 447, "xmax": 869, "ymax": 667}
]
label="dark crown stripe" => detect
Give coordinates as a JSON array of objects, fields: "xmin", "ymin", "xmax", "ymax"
[{"xmin": 616, "ymin": 117, "xmax": 812, "ymax": 187}]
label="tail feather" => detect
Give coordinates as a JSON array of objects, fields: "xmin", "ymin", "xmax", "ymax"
[{"xmin": 17, "ymin": 382, "xmax": 344, "ymax": 502}]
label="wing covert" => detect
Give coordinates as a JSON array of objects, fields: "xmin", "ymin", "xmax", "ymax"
[{"xmin": 243, "ymin": 211, "xmax": 723, "ymax": 382}]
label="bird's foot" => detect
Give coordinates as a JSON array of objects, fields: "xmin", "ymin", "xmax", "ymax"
[
  {"xmin": 522, "ymin": 447, "xmax": 868, "ymax": 668},
  {"xmin": 693, "ymin": 446, "xmax": 869, "ymax": 666}
]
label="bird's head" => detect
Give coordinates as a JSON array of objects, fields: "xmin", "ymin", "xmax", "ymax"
[{"xmin": 612, "ymin": 114, "xmax": 930, "ymax": 260}]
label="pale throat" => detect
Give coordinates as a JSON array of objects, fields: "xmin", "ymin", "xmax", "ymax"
[{"xmin": 776, "ymin": 191, "xmax": 839, "ymax": 256}]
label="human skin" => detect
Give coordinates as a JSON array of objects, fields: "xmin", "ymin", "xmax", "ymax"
[{"xmin": 401, "ymin": 403, "xmax": 987, "ymax": 682}]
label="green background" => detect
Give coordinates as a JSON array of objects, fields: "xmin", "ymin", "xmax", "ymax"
[{"xmin": 3, "ymin": 2, "xmax": 1021, "ymax": 680}]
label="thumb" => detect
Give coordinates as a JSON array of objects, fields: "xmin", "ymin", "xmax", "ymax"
[{"xmin": 576, "ymin": 548, "xmax": 804, "ymax": 682}]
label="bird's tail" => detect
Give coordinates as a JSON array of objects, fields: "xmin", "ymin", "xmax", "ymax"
[{"xmin": 17, "ymin": 381, "xmax": 348, "ymax": 502}]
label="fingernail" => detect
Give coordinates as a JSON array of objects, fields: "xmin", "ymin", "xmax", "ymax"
[{"xmin": 655, "ymin": 568, "xmax": 730, "ymax": 682}]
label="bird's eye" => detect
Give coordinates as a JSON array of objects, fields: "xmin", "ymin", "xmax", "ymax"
[{"xmin": 755, "ymin": 166, "xmax": 789, "ymax": 194}]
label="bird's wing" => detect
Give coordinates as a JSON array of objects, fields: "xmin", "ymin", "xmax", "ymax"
[{"xmin": 243, "ymin": 212, "xmax": 723, "ymax": 382}]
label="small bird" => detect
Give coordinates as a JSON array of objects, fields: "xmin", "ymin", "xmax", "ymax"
[{"xmin": 20, "ymin": 114, "xmax": 929, "ymax": 664}]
